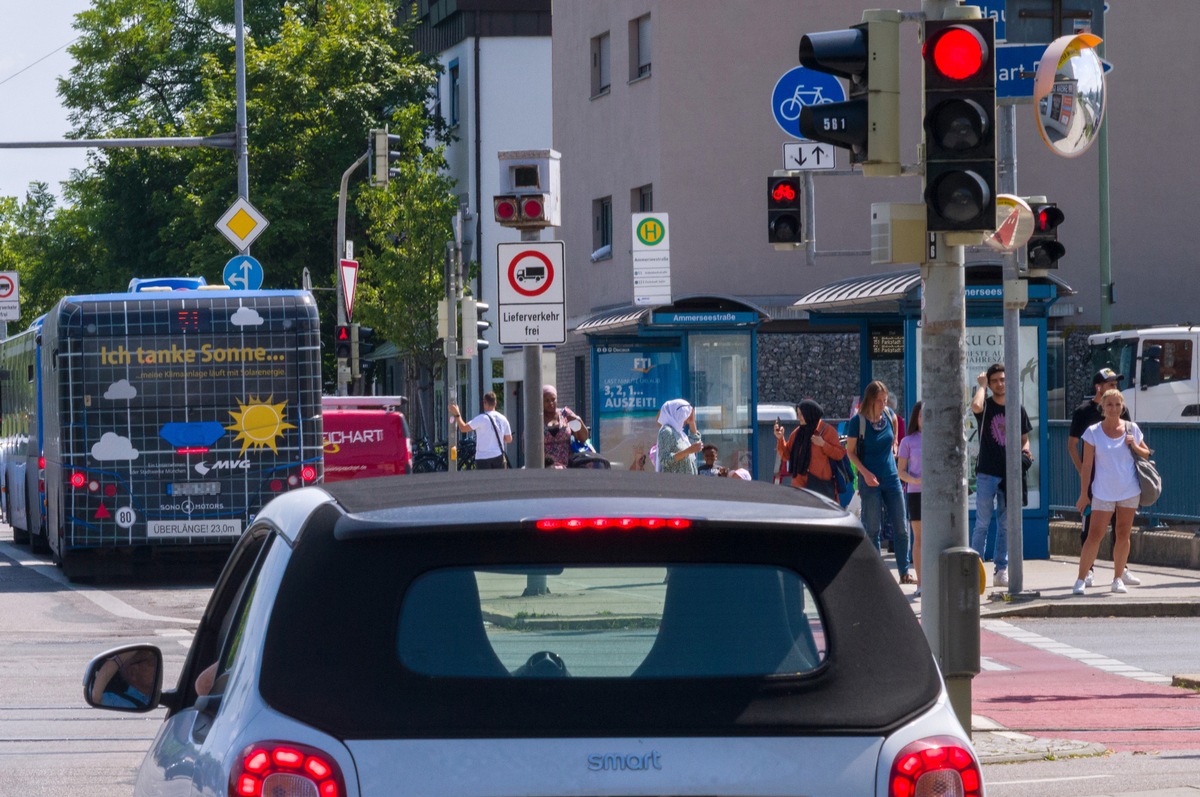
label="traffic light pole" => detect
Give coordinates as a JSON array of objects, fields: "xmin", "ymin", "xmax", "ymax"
[
  {"xmin": 335, "ymin": 152, "xmax": 369, "ymax": 396},
  {"xmin": 920, "ymin": 0, "xmax": 979, "ymax": 738},
  {"xmin": 445, "ymin": 233, "xmax": 460, "ymax": 479},
  {"xmin": 999, "ymin": 103, "xmax": 1029, "ymax": 596}
]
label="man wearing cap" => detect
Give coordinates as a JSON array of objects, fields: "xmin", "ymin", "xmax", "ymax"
[{"xmin": 1068, "ymin": 368, "xmax": 1140, "ymax": 587}]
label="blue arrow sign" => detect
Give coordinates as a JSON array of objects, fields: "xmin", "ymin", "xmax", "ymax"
[
  {"xmin": 771, "ymin": 66, "xmax": 847, "ymax": 140},
  {"xmin": 223, "ymin": 254, "xmax": 264, "ymax": 290}
]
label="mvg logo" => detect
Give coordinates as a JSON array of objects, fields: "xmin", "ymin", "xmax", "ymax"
[{"xmin": 194, "ymin": 459, "xmax": 251, "ymax": 476}]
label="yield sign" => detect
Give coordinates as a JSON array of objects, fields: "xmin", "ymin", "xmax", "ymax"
[{"xmin": 339, "ymin": 259, "xmax": 359, "ymax": 321}]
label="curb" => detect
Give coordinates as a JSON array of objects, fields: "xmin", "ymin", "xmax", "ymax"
[
  {"xmin": 971, "ymin": 715, "xmax": 1108, "ymax": 764},
  {"xmin": 981, "ymin": 599, "xmax": 1200, "ymax": 619}
]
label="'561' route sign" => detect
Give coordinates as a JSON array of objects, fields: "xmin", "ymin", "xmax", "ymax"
[{"xmin": 496, "ymin": 241, "xmax": 565, "ymax": 345}]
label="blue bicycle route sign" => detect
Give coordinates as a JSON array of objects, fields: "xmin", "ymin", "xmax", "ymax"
[{"xmin": 771, "ymin": 66, "xmax": 847, "ymax": 140}]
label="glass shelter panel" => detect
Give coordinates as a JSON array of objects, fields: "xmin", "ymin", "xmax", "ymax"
[{"xmin": 689, "ymin": 333, "xmax": 753, "ymax": 475}]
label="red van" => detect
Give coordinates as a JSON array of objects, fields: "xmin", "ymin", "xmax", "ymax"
[{"xmin": 322, "ymin": 396, "xmax": 412, "ymax": 482}]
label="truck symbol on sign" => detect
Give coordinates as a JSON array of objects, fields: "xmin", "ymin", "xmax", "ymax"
[{"xmin": 517, "ymin": 265, "xmax": 546, "ymax": 284}]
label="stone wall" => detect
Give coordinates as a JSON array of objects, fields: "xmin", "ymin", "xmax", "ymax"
[{"xmin": 757, "ymin": 332, "xmax": 863, "ymax": 419}]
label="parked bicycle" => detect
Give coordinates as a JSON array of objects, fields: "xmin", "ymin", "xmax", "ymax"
[{"xmin": 411, "ymin": 434, "xmax": 477, "ymax": 473}]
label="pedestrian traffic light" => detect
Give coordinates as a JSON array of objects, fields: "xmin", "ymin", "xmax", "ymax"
[
  {"xmin": 767, "ymin": 175, "xmax": 802, "ymax": 245},
  {"xmin": 1026, "ymin": 202, "xmax": 1065, "ymax": 269},
  {"xmin": 923, "ymin": 18, "xmax": 997, "ymax": 233},
  {"xmin": 334, "ymin": 324, "xmax": 351, "ymax": 359},
  {"xmin": 798, "ymin": 11, "xmax": 901, "ymax": 177},
  {"xmin": 370, "ymin": 126, "xmax": 402, "ymax": 187},
  {"xmin": 461, "ymin": 297, "xmax": 491, "ymax": 357}
]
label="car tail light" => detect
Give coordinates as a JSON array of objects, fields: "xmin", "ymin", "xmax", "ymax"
[
  {"xmin": 535, "ymin": 517, "xmax": 693, "ymax": 531},
  {"xmin": 232, "ymin": 742, "xmax": 345, "ymax": 797},
  {"xmin": 889, "ymin": 736, "xmax": 982, "ymax": 797}
]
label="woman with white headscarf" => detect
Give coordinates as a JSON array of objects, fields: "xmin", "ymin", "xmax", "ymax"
[{"xmin": 656, "ymin": 399, "xmax": 703, "ymax": 474}]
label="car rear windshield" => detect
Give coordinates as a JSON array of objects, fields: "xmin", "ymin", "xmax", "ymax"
[{"xmin": 398, "ymin": 565, "xmax": 826, "ymax": 679}]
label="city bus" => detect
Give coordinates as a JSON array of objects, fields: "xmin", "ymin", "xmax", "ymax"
[
  {"xmin": 0, "ymin": 316, "xmax": 46, "ymax": 549},
  {"xmin": 23, "ymin": 285, "xmax": 322, "ymax": 579}
]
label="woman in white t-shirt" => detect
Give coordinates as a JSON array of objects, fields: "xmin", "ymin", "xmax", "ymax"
[{"xmin": 1073, "ymin": 389, "xmax": 1151, "ymax": 594}]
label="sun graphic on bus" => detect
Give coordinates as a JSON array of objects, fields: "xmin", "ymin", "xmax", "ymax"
[{"xmin": 226, "ymin": 396, "xmax": 296, "ymax": 454}]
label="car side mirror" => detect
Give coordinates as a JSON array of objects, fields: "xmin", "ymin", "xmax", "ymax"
[{"xmin": 83, "ymin": 645, "xmax": 163, "ymax": 712}]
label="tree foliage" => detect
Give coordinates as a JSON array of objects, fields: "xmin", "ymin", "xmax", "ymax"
[{"xmin": 1, "ymin": 0, "xmax": 454, "ymax": 394}]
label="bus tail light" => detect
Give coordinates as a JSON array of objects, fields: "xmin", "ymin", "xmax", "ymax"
[
  {"xmin": 232, "ymin": 741, "xmax": 345, "ymax": 797},
  {"xmin": 889, "ymin": 736, "xmax": 982, "ymax": 797},
  {"xmin": 301, "ymin": 465, "xmax": 317, "ymax": 482},
  {"xmin": 70, "ymin": 472, "xmax": 87, "ymax": 489}
]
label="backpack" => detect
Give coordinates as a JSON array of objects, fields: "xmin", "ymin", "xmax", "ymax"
[{"xmin": 831, "ymin": 448, "xmax": 855, "ymax": 508}]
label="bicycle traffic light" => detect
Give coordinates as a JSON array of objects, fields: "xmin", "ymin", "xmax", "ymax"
[
  {"xmin": 923, "ymin": 18, "xmax": 997, "ymax": 233},
  {"xmin": 334, "ymin": 324, "xmax": 351, "ymax": 359},
  {"xmin": 1027, "ymin": 202, "xmax": 1065, "ymax": 269},
  {"xmin": 767, "ymin": 176, "xmax": 802, "ymax": 244},
  {"xmin": 370, "ymin": 126, "xmax": 402, "ymax": 187},
  {"xmin": 798, "ymin": 11, "xmax": 901, "ymax": 177}
]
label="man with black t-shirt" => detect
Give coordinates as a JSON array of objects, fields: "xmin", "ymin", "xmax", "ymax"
[
  {"xmin": 1068, "ymin": 368, "xmax": 1140, "ymax": 587},
  {"xmin": 969, "ymin": 363, "xmax": 1032, "ymax": 588}
]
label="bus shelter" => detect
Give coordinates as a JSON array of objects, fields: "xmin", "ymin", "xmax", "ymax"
[
  {"xmin": 792, "ymin": 264, "xmax": 1074, "ymax": 560},
  {"xmin": 576, "ymin": 296, "xmax": 765, "ymax": 478}
]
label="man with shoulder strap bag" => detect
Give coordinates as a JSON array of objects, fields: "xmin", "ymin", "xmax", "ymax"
[{"xmin": 450, "ymin": 392, "xmax": 512, "ymax": 469}]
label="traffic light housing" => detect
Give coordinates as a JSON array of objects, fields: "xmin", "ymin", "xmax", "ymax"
[
  {"xmin": 357, "ymin": 325, "xmax": 376, "ymax": 356},
  {"xmin": 370, "ymin": 126, "xmax": 402, "ymax": 187},
  {"xmin": 922, "ymin": 18, "xmax": 997, "ymax": 233},
  {"xmin": 493, "ymin": 194, "xmax": 551, "ymax": 227},
  {"xmin": 334, "ymin": 324, "xmax": 351, "ymax": 359},
  {"xmin": 1027, "ymin": 202, "xmax": 1065, "ymax": 269},
  {"xmin": 461, "ymin": 297, "xmax": 491, "ymax": 357},
  {"xmin": 767, "ymin": 175, "xmax": 802, "ymax": 244},
  {"xmin": 350, "ymin": 322, "xmax": 361, "ymax": 377},
  {"xmin": 798, "ymin": 11, "xmax": 901, "ymax": 177}
]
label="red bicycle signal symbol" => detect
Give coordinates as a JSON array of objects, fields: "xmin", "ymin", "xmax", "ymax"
[{"xmin": 507, "ymin": 250, "xmax": 555, "ymax": 297}]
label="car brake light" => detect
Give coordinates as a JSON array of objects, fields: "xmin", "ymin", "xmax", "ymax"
[
  {"xmin": 232, "ymin": 742, "xmax": 345, "ymax": 797},
  {"xmin": 70, "ymin": 471, "xmax": 87, "ymax": 489},
  {"xmin": 301, "ymin": 465, "xmax": 317, "ymax": 482},
  {"xmin": 890, "ymin": 736, "xmax": 982, "ymax": 797},
  {"xmin": 535, "ymin": 517, "xmax": 693, "ymax": 531}
]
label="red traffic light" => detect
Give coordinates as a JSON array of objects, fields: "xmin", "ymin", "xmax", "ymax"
[
  {"xmin": 771, "ymin": 181, "xmax": 798, "ymax": 204},
  {"xmin": 926, "ymin": 25, "xmax": 988, "ymax": 81},
  {"xmin": 335, "ymin": 325, "xmax": 351, "ymax": 341},
  {"xmin": 521, "ymin": 197, "xmax": 545, "ymax": 219},
  {"xmin": 1033, "ymin": 205, "xmax": 1065, "ymax": 233},
  {"xmin": 494, "ymin": 197, "xmax": 518, "ymax": 221}
]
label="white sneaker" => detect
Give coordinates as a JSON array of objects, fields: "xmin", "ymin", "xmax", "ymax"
[
  {"xmin": 1111, "ymin": 578, "xmax": 1128, "ymax": 594},
  {"xmin": 994, "ymin": 569, "xmax": 1008, "ymax": 587},
  {"xmin": 913, "ymin": 587, "xmax": 922, "ymax": 598},
  {"xmin": 1084, "ymin": 569, "xmax": 1094, "ymax": 588},
  {"xmin": 1072, "ymin": 579, "xmax": 1086, "ymax": 595},
  {"xmin": 1121, "ymin": 569, "xmax": 1141, "ymax": 586}
]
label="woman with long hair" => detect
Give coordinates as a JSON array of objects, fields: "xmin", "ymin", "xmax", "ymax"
[
  {"xmin": 846, "ymin": 381, "xmax": 912, "ymax": 583},
  {"xmin": 1074, "ymin": 389, "xmax": 1151, "ymax": 594},
  {"xmin": 774, "ymin": 399, "xmax": 846, "ymax": 501},
  {"xmin": 897, "ymin": 401, "xmax": 924, "ymax": 595}
]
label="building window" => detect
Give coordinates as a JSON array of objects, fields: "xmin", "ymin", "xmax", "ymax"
[
  {"xmin": 593, "ymin": 196, "xmax": 612, "ymax": 258},
  {"xmin": 591, "ymin": 32, "xmax": 611, "ymax": 97},
  {"xmin": 630, "ymin": 15, "xmax": 651, "ymax": 80},
  {"xmin": 632, "ymin": 184, "xmax": 653, "ymax": 213},
  {"xmin": 449, "ymin": 60, "xmax": 460, "ymax": 127}
]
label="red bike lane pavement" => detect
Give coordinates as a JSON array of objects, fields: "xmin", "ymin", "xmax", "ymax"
[{"xmin": 974, "ymin": 626, "xmax": 1200, "ymax": 752}]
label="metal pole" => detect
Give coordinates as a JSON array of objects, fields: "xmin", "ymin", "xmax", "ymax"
[
  {"xmin": 336, "ymin": 153, "xmax": 368, "ymax": 396},
  {"xmin": 999, "ymin": 104, "xmax": 1026, "ymax": 594},
  {"xmin": 921, "ymin": 0, "xmax": 975, "ymax": 726},
  {"xmin": 1096, "ymin": 39, "xmax": 1113, "ymax": 332},
  {"xmin": 446, "ymin": 237, "xmax": 459, "ymax": 478},
  {"xmin": 521, "ymin": 226, "xmax": 547, "ymax": 596},
  {"xmin": 234, "ymin": 0, "xmax": 249, "ymax": 208}
]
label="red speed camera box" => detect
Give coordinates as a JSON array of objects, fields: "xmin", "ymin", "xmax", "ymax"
[{"xmin": 322, "ymin": 396, "xmax": 412, "ymax": 482}]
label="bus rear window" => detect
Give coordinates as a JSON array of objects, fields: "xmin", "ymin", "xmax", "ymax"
[{"xmin": 398, "ymin": 565, "xmax": 826, "ymax": 679}]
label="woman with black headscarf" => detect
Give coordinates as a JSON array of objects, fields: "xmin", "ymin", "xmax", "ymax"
[{"xmin": 774, "ymin": 399, "xmax": 845, "ymax": 500}]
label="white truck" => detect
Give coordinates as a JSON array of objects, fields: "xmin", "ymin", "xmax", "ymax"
[{"xmin": 1087, "ymin": 326, "xmax": 1200, "ymax": 422}]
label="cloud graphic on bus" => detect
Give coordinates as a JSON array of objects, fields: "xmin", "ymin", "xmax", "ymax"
[
  {"xmin": 103, "ymin": 379, "xmax": 138, "ymax": 400},
  {"xmin": 91, "ymin": 432, "xmax": 140, "ymax": 461},
  {"xmin": 230, "ymin": 307, "xmax": 265, "ymax": 327}
]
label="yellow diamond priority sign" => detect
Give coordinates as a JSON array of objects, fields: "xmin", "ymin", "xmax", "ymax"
[{"xmin": 216, "ymin": 197, "xmax": 270, "ymax": 250}]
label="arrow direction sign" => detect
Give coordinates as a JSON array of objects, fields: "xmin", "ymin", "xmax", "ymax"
[
  {"xmin": 222, "ymin": 254, "xmax": 263, "ymax": 290},
  {"xmin": 783, "ymin": 141, "xmax": 836, "ymax": 171},
  {"xmin": 340, "ymin": 259, "xmax": 359, "ymax": 322}
]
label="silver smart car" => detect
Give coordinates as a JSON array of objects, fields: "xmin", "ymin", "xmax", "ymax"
[{"xmin": 84, "ymin": 469, "xmax": 981, "ymax": 797}]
